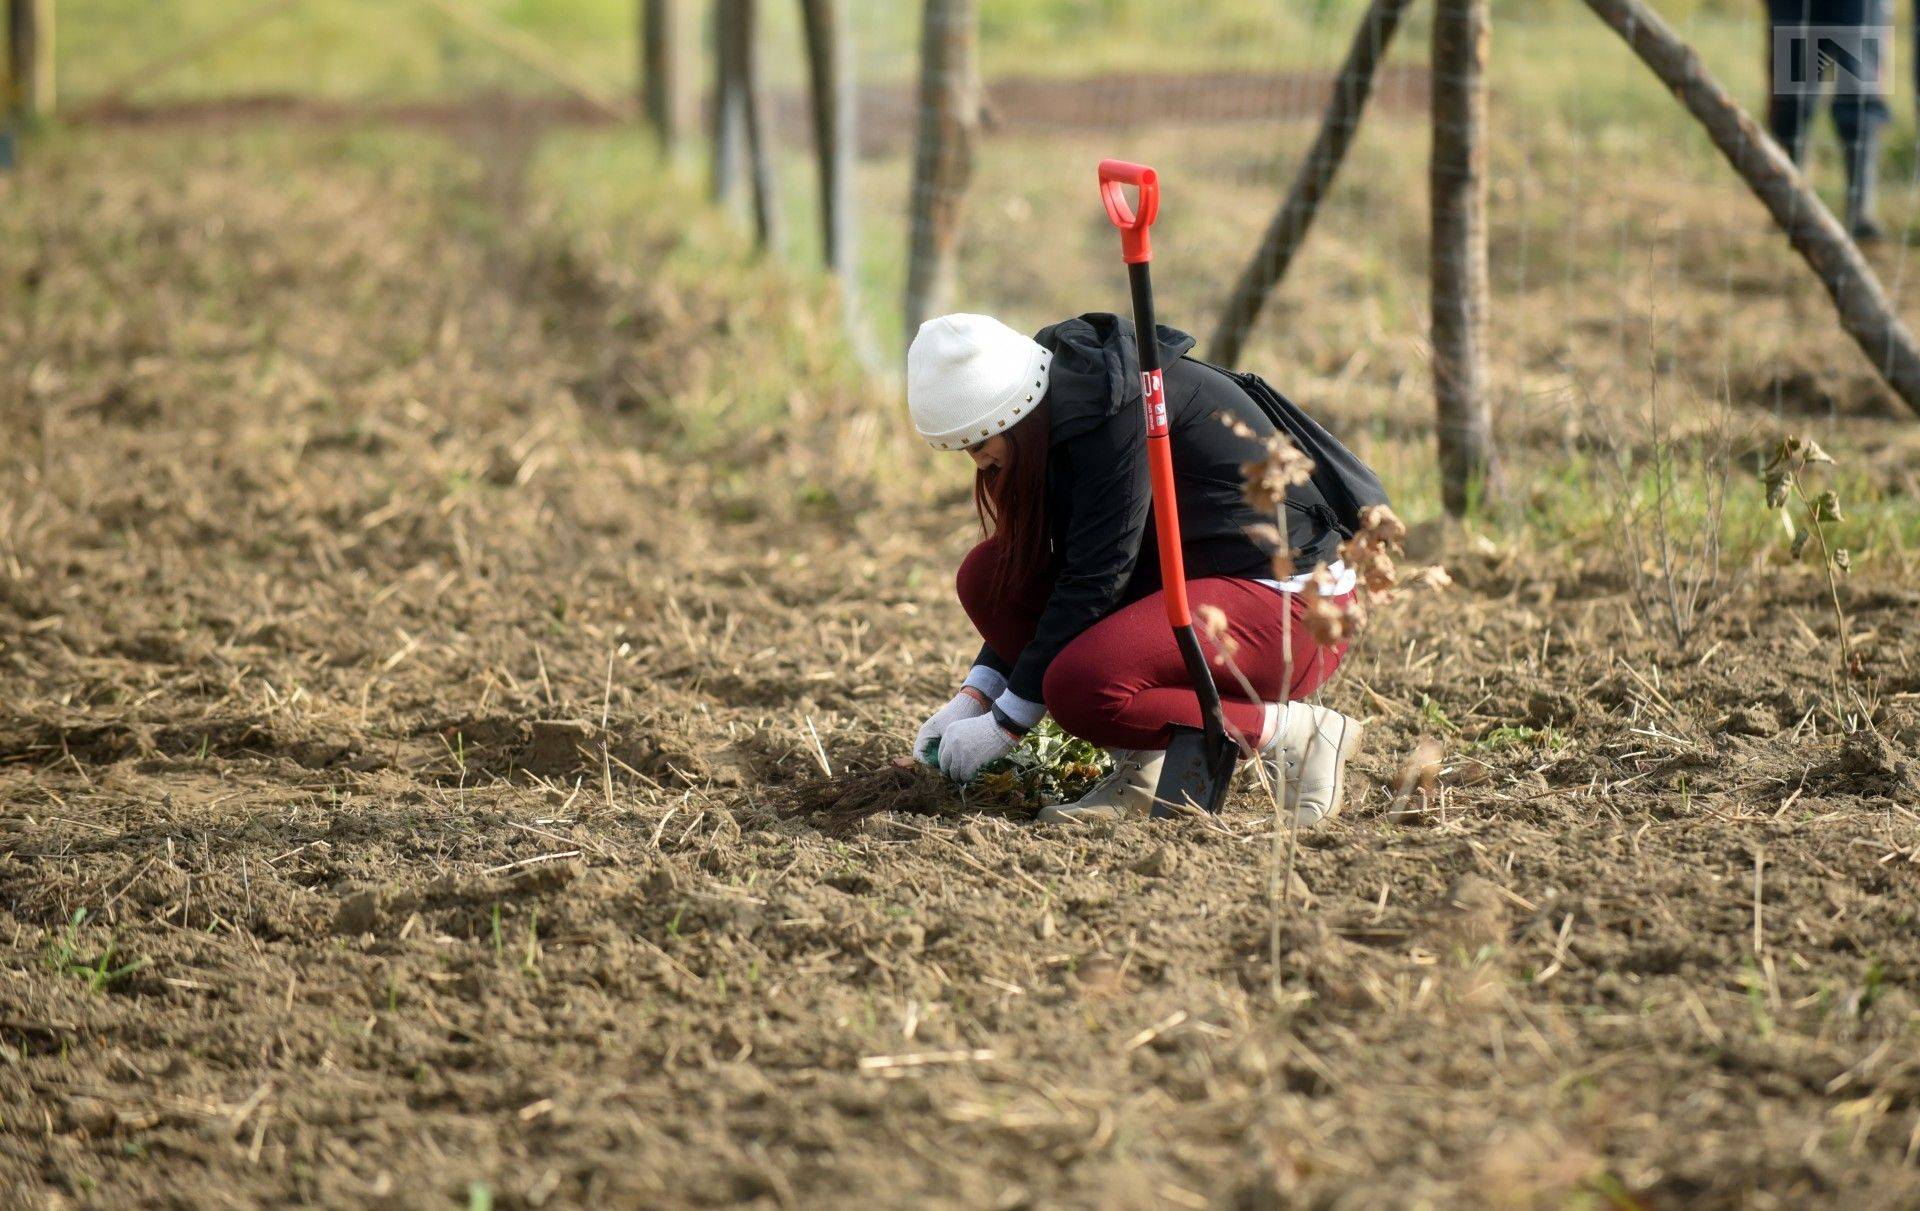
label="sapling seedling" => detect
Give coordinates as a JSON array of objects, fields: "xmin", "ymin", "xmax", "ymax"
[
  {"xmin": 933, "ymin": 721, "xmax": 1110, "ymax": 809},
  {"xmin": 1763, "ymin": 435, "xmax": 1869, "ymax": 723}
]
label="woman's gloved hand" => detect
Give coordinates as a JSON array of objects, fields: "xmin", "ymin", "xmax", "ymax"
[
  {"xmin": 913, "ymin": 688, "xmax": 990, "ymax": 766},
  {"xmin": 937, "ymin": 712, "xmax": 1020, "ymax": 782}
]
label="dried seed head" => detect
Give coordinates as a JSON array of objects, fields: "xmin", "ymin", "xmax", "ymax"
[
  {"xmin": 1355, "ymin": 503, "xmax": 1408, "ymax": 547},
  {"xmin": 1242, "ymin": 521, "xmax": 1294, "ymax": 579},
  {"xmin": 1387, "ymin": 738, "xmax": 1445, "ymax": 817},
  {"xmin": 1403, "ymin": 564, "xmax": 1454, "ymax": 591},
  {"xmin": 1764, "ymin": 471, "xmax": 1793, "ymax": 511},
  {"xmin": 1301, "ymin": 593, "xmax": 1356, "ymax": 646},
  {"xmin": 1243, "ymin": 433, "xmax": 1314, "ymax": 513},
  {"xmin": 1196, "ymin": 604, "xmax": 1238, "ymax": 658},
  {"xmin": 1301, "ymin": 566, "xmax": 1365, "ymax": 645},
  {"xmin": 1219, "ymin": 413, "xmax": 1259, "ymax": 441},
  {"xmin": 1338, "ymin": 503, "xmax": 1409, "ymax": 601}
]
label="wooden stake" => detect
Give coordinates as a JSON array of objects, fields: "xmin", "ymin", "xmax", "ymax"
[
  {"xmin": 712, "ymin": 0, "xmax": 745, "ymax": 205},
  {"xmin": 1585, "ymin": 0, "xmax": 1920, "ymax": 419},
  {"xmin": 737, "ymin": 0, "xmax": 780, "ymax": 251},
  {"xmin": 1431, "ymin": 0, "xmax": 1497, "ymax": 516},
  {"xmin": 1208, "ymin": 0, "xmax": 1414, "ymax": 367},
  {"xmin": 6, "ymin": 0, "xmax": 53, "ymax": 119},
  {"xmin": 639, "ymin": 0, "xmax": 684, "ymax": 150},
  {"xmin": 903, "ymin": 0, "xmax": 979, "ymax": 343},
  {"xmin": 799, "ymin": 0, "xmax": 854, "ymax": 283}
]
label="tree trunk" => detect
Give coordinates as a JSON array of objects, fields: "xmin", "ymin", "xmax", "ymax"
[
  {"xmin": 711, "ymin": 0, "xmax": 745, "ymax": 205},
  {"xmin": 1209, "ymin": 0, "xmax": 1413, "ymax": 367},
  {"xmin": 640, "ymin": 0, "xmax": 682, "ymax": 150},
  {"xmin": 7, "ymin": 0, "xmax": 53, "ymax": 120},
  {"xmin": 1430, "ymin": 0, "xmax": 1496, "ymax": 516},
  {"xmin": 800, "ymin": 0, "xmax": 853, "ymax": 283},
  {"xmin": 737, "ymin": 0, "xmax": 780, "ymax": 251},
  {"xmin": 903, "ymin": 0, "xmax": 979, "ymax": 344},
  {"xmin": 1585, "ymin": 0, "xmax": 1920, "ymax": 419}
]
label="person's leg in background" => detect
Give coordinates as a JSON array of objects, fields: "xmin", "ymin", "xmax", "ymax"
[
  {"xmin": 1767, "ymin": 0, "xmax": 1822, "ymax": 167},
  {"xmin": 1831, "ymin": 0, "xmax": 1892, "ymax": 240}
]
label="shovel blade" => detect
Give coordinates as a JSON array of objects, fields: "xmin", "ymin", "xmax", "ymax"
[{"xmin": 1151, "ymin": 725, "xmax": 1238, "ymax": 817}]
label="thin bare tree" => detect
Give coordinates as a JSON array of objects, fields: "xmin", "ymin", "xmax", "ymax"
[
  {"xmin": 1209, "ymin": 0, "xmax": 1415, "ymax": 367},
  {"xmin": 1431, "ymin": 0, "xmax": 1497, "ymax": 514},
  {"xmin": 640, "ymin": 0, "xmax": 684, "ymax": 151},
  {"xmin": 903, "ymin": 0, "xmax": 979, "ymax": 344}
]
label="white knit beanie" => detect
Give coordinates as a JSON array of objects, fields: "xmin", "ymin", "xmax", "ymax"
[{"xmin": 906, "ymin": 313, "xmax": 1052, "ymax": 450}]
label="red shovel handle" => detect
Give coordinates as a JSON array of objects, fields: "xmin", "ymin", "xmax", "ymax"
[{"xmin": 1098, "ymin": 159, "xmax": 1158, "ymax": 263}]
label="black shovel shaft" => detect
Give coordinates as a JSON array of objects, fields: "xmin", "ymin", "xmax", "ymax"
[{"xmin": 1123, "ymin": 260, "xmax": 1231, "ymax": 759}]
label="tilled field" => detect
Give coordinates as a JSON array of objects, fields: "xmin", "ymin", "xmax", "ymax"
[{"xmin": 4, "ymin": 128, "xmax": 1920, "ymax": 1210}]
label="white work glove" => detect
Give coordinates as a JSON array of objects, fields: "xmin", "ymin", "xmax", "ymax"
[
  {"xmin": 938, "ymin": 712, "xmax": 1020, "ymax": 783},
  {"xmin": 913, "ymin": 688, "xmax": 991, "ymax": 766}
]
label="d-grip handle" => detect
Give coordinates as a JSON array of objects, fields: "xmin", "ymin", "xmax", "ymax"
[{"xmin": 1097, "ymin": 159, "xmax": 1158, "ymax": 263}]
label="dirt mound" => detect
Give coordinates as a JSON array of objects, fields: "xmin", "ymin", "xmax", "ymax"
[{"xmin": 777, "ymin": 760, "xmax": 963, "ymax": 833}]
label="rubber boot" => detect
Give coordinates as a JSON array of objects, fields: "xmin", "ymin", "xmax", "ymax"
[
  {"xmin": 1259, "ymin": 702, "xmax": 1365, "ymax": 827},
  {"xmin": 1845, "ymin": 130, "xmax": 1885, "ymax": 243},
  {"xmin": 1036, "ymin": 748, "xmax": 1164, "ymax": 824}
]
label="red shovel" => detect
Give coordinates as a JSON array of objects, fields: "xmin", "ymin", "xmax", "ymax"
[{"xmin": 1098, "ymin": 159, "xmax": 1239, "ymax": 815}]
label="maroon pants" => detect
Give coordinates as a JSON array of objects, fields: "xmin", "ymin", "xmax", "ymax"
[{"xmin": 957, "ymin": 540, "xmax": 1350, "ymax": 750}]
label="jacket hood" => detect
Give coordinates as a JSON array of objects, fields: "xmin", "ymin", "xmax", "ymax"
[{"xmin": 1032, "ymin": 313, "xmax": 1197, "ymax": 443}]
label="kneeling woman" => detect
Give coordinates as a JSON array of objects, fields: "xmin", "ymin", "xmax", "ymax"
[{"xmin": 908, "ymin": 312, "xmax": 1379, "ymax": 824}]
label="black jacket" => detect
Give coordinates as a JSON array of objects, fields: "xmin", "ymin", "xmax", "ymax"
[{"xmin": 977, "ymin": 313, "xmax": 1375, "ymax": 710}]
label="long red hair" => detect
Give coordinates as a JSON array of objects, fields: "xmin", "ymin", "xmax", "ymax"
[{"xmin": 974, "ymin": 404, "xmax": 1054, "ymax": 605}]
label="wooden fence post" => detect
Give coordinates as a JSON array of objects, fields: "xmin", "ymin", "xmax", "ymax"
[
  {"xmin": 711, "ymin": 0, "xmax": 745, "ymax": 205},
  {"xmin": 1209, "ymin": 0, "xmax": 1414, "ymax": 366},
  {"xmin": 737, "ymin": 0, "xmax": 779, "ymax": 251},
  {"xmin": 640, "ymin": 0, "xmax": 683, "ymax": 151},
  {"xmin": 903, "ymin": 0, "xmax": 978, "ymax": 344},
  {"xmin": 1430, "ymin": 0, "xmax": 1497, "ymax": 516},
  {"xmin": 7, "ymin": 0, "xmax": 53, "ymax": 121},
  {"xmin": 800, "ymin": 0, "xmax": 854, "ymax": 285},
  {"xmin": 711, "ymin": 0, "xmax": 777, "ymax": 249},
  {"xmin": 1585, "ymin": 0, "xmax": 1920, "ymax": 419}
]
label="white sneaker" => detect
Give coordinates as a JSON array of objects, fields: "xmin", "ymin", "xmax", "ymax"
[
  {"xmin": 1036, "ymin": 748, "xmax": 1163, "ymax": 823},
  {"xmin": 1259, "ymin": 702, "xmax": 1365, "ymax": 827}
]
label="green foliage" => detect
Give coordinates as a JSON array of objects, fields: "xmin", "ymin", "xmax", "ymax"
[
  {"xmin": 1762, "ymin": 435, "xmax": 1866, "ymax": 698},
  {"xmin": 1419, "ymin": 694, "xmax": 1459, "ymax": 736},
  {"xmin": 1471, "ymin": 725, "xmax": 1568, "ymax": 753},
  {"xmin": 966, "ymin": 719, "xmax": 1111, "ymax": 809},
  {"xmin": 44, "ymin": 909, "xmax": 150, "ymax": 994}
]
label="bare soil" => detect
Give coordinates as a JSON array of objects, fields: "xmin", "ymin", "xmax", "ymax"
[{"xmin": 4, "ymin": 126, "xmax": 1920, "ymax": 1211}]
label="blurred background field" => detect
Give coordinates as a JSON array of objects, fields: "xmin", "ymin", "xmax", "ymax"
[{"xmin": 37, "ymin": 0, "xmax": 1920, "ymax": 551}]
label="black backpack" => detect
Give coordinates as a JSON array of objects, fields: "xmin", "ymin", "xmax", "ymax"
[{"xmin": 1192, "ymin": 358, "xmax": 1390, "ymax": 539}]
